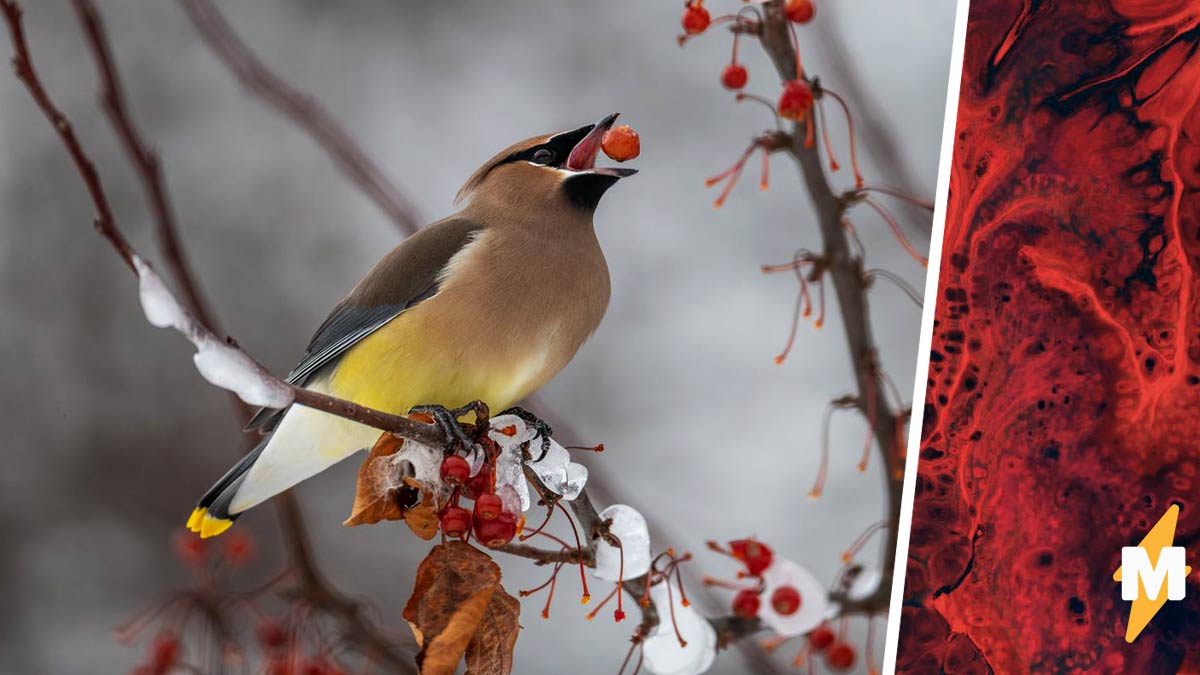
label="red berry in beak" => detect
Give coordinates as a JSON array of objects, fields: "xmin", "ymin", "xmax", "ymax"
[
  {"xmin": 602, "ymin": 125, "xmax": 640, "ymax": 162},
  {"xmin": 722, "ymin": 63, "xmax": 749, "ymax": 90},
  {"xmin": 474, "ymin": 493, "xmax": 503, "ymax": 521},
  {"xmin": 731, "ymin": 588, "xmax": 761, "ymax": 618},
  {"xmin": 808, "ymin": 624, "xmax": 836, "ymax": 650},
  {"xmin": 770, "ymin": 585, "xmax": 802, "ymax": 615},
  {"xmin": 785, "ymin": 0, "xmax": 815, "ymax": 24},
  {"xmin": 681, "ymin": 1, "xmax": 711, "ymax": 35},
  {"xmin": 778, "ymin": 79, "xmax": 814, "ymax": 121},
  {"xmin": 826, "ymin": 642, "xmax": 856, "ymax": 671},
  {"xmin": 439, "ymin": 506, "xmax": 472, "ymax": 539},
  {"xmin": 440, "ymin": 455, "xmax": 471, "ymax": 484}
]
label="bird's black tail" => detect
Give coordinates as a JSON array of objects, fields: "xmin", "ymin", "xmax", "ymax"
[{"xmin": 186, "ymin": 438, "xmax": 267, "ymax": 538}]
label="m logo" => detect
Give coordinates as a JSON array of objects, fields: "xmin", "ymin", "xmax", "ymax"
[{"xmin": 1113, "ymin": 504, "xmax": 1191, "ymax": 642}]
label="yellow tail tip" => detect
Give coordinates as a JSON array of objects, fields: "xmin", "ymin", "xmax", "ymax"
[
  {"xmin": 199, "ymin": 514, "xmax": 233, "ymax": 539},
  {"xmin": 186, "ymin": 507, "xmax": 206, "ymax": 533}
]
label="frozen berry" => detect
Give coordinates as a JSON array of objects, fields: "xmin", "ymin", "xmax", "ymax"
[
  {"xmin": 440, "ymin": 455, "xmax": 471, "ymax": 484},
  {"xmin": 808, "ymin": 624, "xmax": 836, "ymax": 651},
  {"xmin": 729, "ymin": 539, "xmax": 774, "ymax": 576},
  {"xmin": 826, "ymin": 642, "xmax": 856, "ymax": 671},
  {"xmin": 465, "ymin": 465, "xmax": 493, "ymax": 498},
  {"xmin": 440, "ymin": 506, "xmax": 472, "ymax": 539},
  {"xmin": 778, "ymin": 80, "xmax": 814, "ymax": 121},
  {"xmin": 732, "ymin": 589, "xmax": 761, "ymax": 619},
  {"xmin": 474, "ymin": 493, "xmax": 503, "ymax": 521},
  {"xmin": 602, "ymin": 125, "xmax": 640, "ymax": 162},
  {"xmin": 722, "ymin": 63, "xmax": 748, "ymax": 90},
  {"xmin": 681, "ymin": 1, "xmax": 710, "ymax": 35},
  {"xmin": 475, "ymin": 513, "xmax": 517, "ymax": 547},
  {"xmin": 785, "ymin": 0, "xmax": 815, "ymax": 24},
  {"xmin": 771, "ymin": 585, "xmax": 802, "ymax": 615}
]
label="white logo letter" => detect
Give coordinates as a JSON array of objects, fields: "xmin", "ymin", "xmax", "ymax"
[{"xmin": 1122, "ymin": 546, "xmax": 1186, "ymax": 601}]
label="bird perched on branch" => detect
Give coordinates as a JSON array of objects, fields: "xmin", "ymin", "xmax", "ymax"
[{"xmin": 188, "ymin": 114, "xmax": 636, "ymax": 537}]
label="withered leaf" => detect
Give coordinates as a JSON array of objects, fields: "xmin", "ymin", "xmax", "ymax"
[
  {"xmin": 465, "ymin": 584, "xmax": 521, "ymax": 675},
  {"xmin": 404, "ymin": 489, "xmax": 440, "ymax": 540},
  {"xmin": 345, "ymin": 432, "xmax": 413, "ymax": 526},
  {"xmin": 403, "ymin": 542, "xmax": 520, "ymax": 675}
]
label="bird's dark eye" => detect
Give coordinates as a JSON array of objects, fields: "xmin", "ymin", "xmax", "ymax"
[{"xmin": 532, "ymin": 148, "xmax": 555, "ymax": 164}]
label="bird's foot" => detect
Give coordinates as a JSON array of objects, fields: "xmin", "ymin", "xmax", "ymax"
[
  {"xmin": 410, "ymin": 400, "xmax": 489, "ymax": 452},
  {"xmin": 499, "ymin": 406, "xmax": 553, "ymax": 461}
]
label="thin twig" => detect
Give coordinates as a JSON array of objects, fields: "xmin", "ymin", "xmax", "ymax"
[{"xmin": 177, "ymin": 0, "xmax": 422, "ymax": 235}]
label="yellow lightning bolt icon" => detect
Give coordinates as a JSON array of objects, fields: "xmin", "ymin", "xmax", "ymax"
[{"xmin": 1113, "ymin": 504, "xmax": 1191, "ymax": 642}]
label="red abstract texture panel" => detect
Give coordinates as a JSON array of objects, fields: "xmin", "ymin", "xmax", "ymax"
[{"xmin": 900, "ymin": 1, "xmax": 1200, "ymax": 673}]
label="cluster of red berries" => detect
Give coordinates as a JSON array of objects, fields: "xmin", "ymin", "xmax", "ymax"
[
  {"xmin": 128, "ymin": 632, "xmax": 181, "ymax": 675},
  {"xmin": 256, "ymin": 620, "xmax": 349, "ymax": 675},
  {"xmin": 437, "ymin": 454, "xmax": 519, "ymax": 547},
  {"xmin": 173, "ymin": 528, "xmax": 255, "ymax": 567},
  {"xmin": 714, "ymin": 539, "xmax": 806, "ymax": 621},
  {"xmin": 807, "ymin": 623, "xmax": 857, "ymax": 671}
]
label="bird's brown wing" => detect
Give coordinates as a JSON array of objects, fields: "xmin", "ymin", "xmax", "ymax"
[{"xmin": 245, "ymin": 216, "xmax": 483, "ymax": 431}]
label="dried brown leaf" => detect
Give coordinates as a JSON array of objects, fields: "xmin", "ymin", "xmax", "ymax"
[
  {"xmin": 465, "ymin": 584, "xmax": 521, "ymax": 675},
  {"xmin": 404, "ymin": 543, "xmax": 511, "ymax": 673},
  {"xmin": 404, "ymin": 490, "xmax": 440, "ymax": 540},
  {"xmin": 344, "ymin": 432, "xmax": 410, "ymax": 526}
]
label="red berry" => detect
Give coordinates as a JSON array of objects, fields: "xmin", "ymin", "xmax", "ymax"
[
  {"xmin": 731, "ymin": 589, "xmax": 761, "ymax": 619},
  {"xmin": 771, "ymin": 585, "xmax": 802, "ymax": 615},
  {"xmin": 266, "ymin": 658, "xmax": 294, "ymax": 675},
  {"xmin": 172, "ymin": 529, "xmax": 207, "ymax": 566},
  {"xmin": 778, "ymin": 80, "xmax": 814, "ymax": 121},
  {"xmin": 151, "ymin": 632, "xmax": 181, "ymax": 670},
  {"xmin": 440, "ymin": 506, "xmax": 472, "ymax": 539},
  {"xmin": 475, "ymin": 513, "xmax": 517, "ymax": 547},
  {"xmin": 785, "ymin": 0, "xmax": 815, "ymax": 24},
  {"xmin": 681, "ymin": 1, "xmax": 710, "ymax": 35},
  {"xmin": 256, "ymin": 620, "xmax": 287, "ymax": 650},
  {"xmin": 602, "ymin": 125, "xmax": 640, "ymax": 162},
  {"xmin": 440, "ymin": 455, "xmax": 471, "ymax": 484},
  {"xmin": 721, "ymin": 63, "xmax": 749, "ymax": 90},
  {"xmin": 808, "ymin": 624, "xmax": 836, "ymax": 651},
  {"xmin": 222, "ymin": 529, "xmax": 255, "ymax": 565},
  {"xmin": 474, "ymin": 493, "xmax": 503, "ymax": 521},
  {"xmin": 729, "ymin": 539, "xmax": 774, "ymax": 576},
  {"xmin": 300, "ymin": 659, "xmax": 331, "ymax": 675},
  {"xmin": 826, "ymin": 642, "xmax": 856, "ymax": 671},
  {"xmin": 465, "ymin": 466, "xmax": 493, "ymax": 498}
]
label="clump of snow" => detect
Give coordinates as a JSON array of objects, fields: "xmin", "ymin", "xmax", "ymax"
[
  {"xmin": 593, "ymin": 504, "xmax": 651, "ymax": 582},
  {"xmin": 487, "ymin": 414, "xmax": 589, "ymax": 505},
  {"xmin": 758, "ymin": 558, "xmax": 829, "ymax": 636},
  {"xmin": 641, "ymin": 581, "xmax": 716, "ymax": 675},
  {"xmin": 133, "ymin": 255, "xmax": 293, "ymax": 409},
  {"xmin": 364, "ymin": 438, "xmax": 442, "ymax": 500}
]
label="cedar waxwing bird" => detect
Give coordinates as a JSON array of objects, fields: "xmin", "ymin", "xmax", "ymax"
[{"xmin": 187, "ymin": 114, "xmax": 636, "ymax": 538}]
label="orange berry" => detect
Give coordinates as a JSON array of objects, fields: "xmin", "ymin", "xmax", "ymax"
[
  {"xmin": 826, "ymin": 642, "xmax": 856, "ymax": 671},
  {"xmin": 681, "ymin": 1, "xmax": 711, "ymax": 35},
  {"xmin": 785, "ymin": 0, "xmax": 815, "ymax": 24},
  {"xmin": 602, "ymin": 125, "xmax": 640, "ymax": 162},
  {"xmin": 778, "ymin": 80, "xmax": 814, "ymax": 121}
]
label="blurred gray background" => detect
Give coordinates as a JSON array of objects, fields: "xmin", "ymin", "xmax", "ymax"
[{"xmin": 0, "ymin": 1, "xmax": 954, "ymax": 673}]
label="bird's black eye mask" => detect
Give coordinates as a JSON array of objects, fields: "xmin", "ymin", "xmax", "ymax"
[{"xmin": 504, "ymin": 124, "xmax": 594, "ymax": 169}]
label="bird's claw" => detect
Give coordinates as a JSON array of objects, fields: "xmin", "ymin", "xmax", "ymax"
[
  {"xmin": 410, "ymin": 401, "xmax": 489, "ymax": 452},
  {"xmin": 499, "ymin": 406, "xmax": 553, "ymax": 461}
]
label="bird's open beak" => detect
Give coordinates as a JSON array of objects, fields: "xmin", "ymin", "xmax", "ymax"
[{"xmin": 565, "ymin": 113, "xmax": 638, "ymax": 178}]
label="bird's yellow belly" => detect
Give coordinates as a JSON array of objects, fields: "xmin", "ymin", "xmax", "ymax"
[{"xmin": 325, "ymin": 304, "xmax": 551, "ymax": 416}]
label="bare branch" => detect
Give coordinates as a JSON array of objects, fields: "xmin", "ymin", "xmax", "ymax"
[{"xmin": 177, "ymin": 0, "xmax": 423, "ymax": 235}]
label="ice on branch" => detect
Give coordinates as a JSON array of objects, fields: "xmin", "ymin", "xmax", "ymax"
[
  {"xmin": 642, "ymin": 582, "xmax": 717, "ymax": 675},
  {"xmin": 133, "ymin": 255, "xmax": 293, "ymax": 409},
  {"xmin": 593, "ymin": 504, "xmax": 651, "ymax": 582},
  {"xmin": 488, "ymin": 415, "xmax": 589, "ymax": 510},
  {"xmin": 759, "ymin": 558, "xmax": 828, "ymax": 637}
]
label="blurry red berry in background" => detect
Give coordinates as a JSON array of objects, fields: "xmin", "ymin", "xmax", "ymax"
[
  {"xmin": 172, "ymin": 529, "xmax": 207, "ymax": 566},
  {"xmin": 808, "ymin": 623, "xmax": 836, "ymax": 650},
  {"xmin": 722, "ymin": 63, "xmax": 749, "ymax": 90},
  {"xmin": 150, "ymin": 632, "xmax": 181, "ymax": 671},
  {"xmin": 222, "ymin": 529, "xmax": 255, "ymax": 565},
  {"xmin": 785, "ymin": 0, "xmax": 815, "ymax": 24},
  {"xmin": 778, "ymin": 79, "xmax": 814, "ymax": 121},
  {"xmin": 255, "ymin": 620, "xmax": 287, "ymax": 650},
  {"xmin": 681, "ymin": 1, "xmax": 711, "ymax": 35},
  {"xmin": 826, "ymin": 642, "xmax": 857, "ymax": 671}
]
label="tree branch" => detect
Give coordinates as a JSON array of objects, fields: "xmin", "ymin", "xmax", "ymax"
[{"xmin": 177, "ymin": 0, "xmax": 422, "ymax": 235}]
